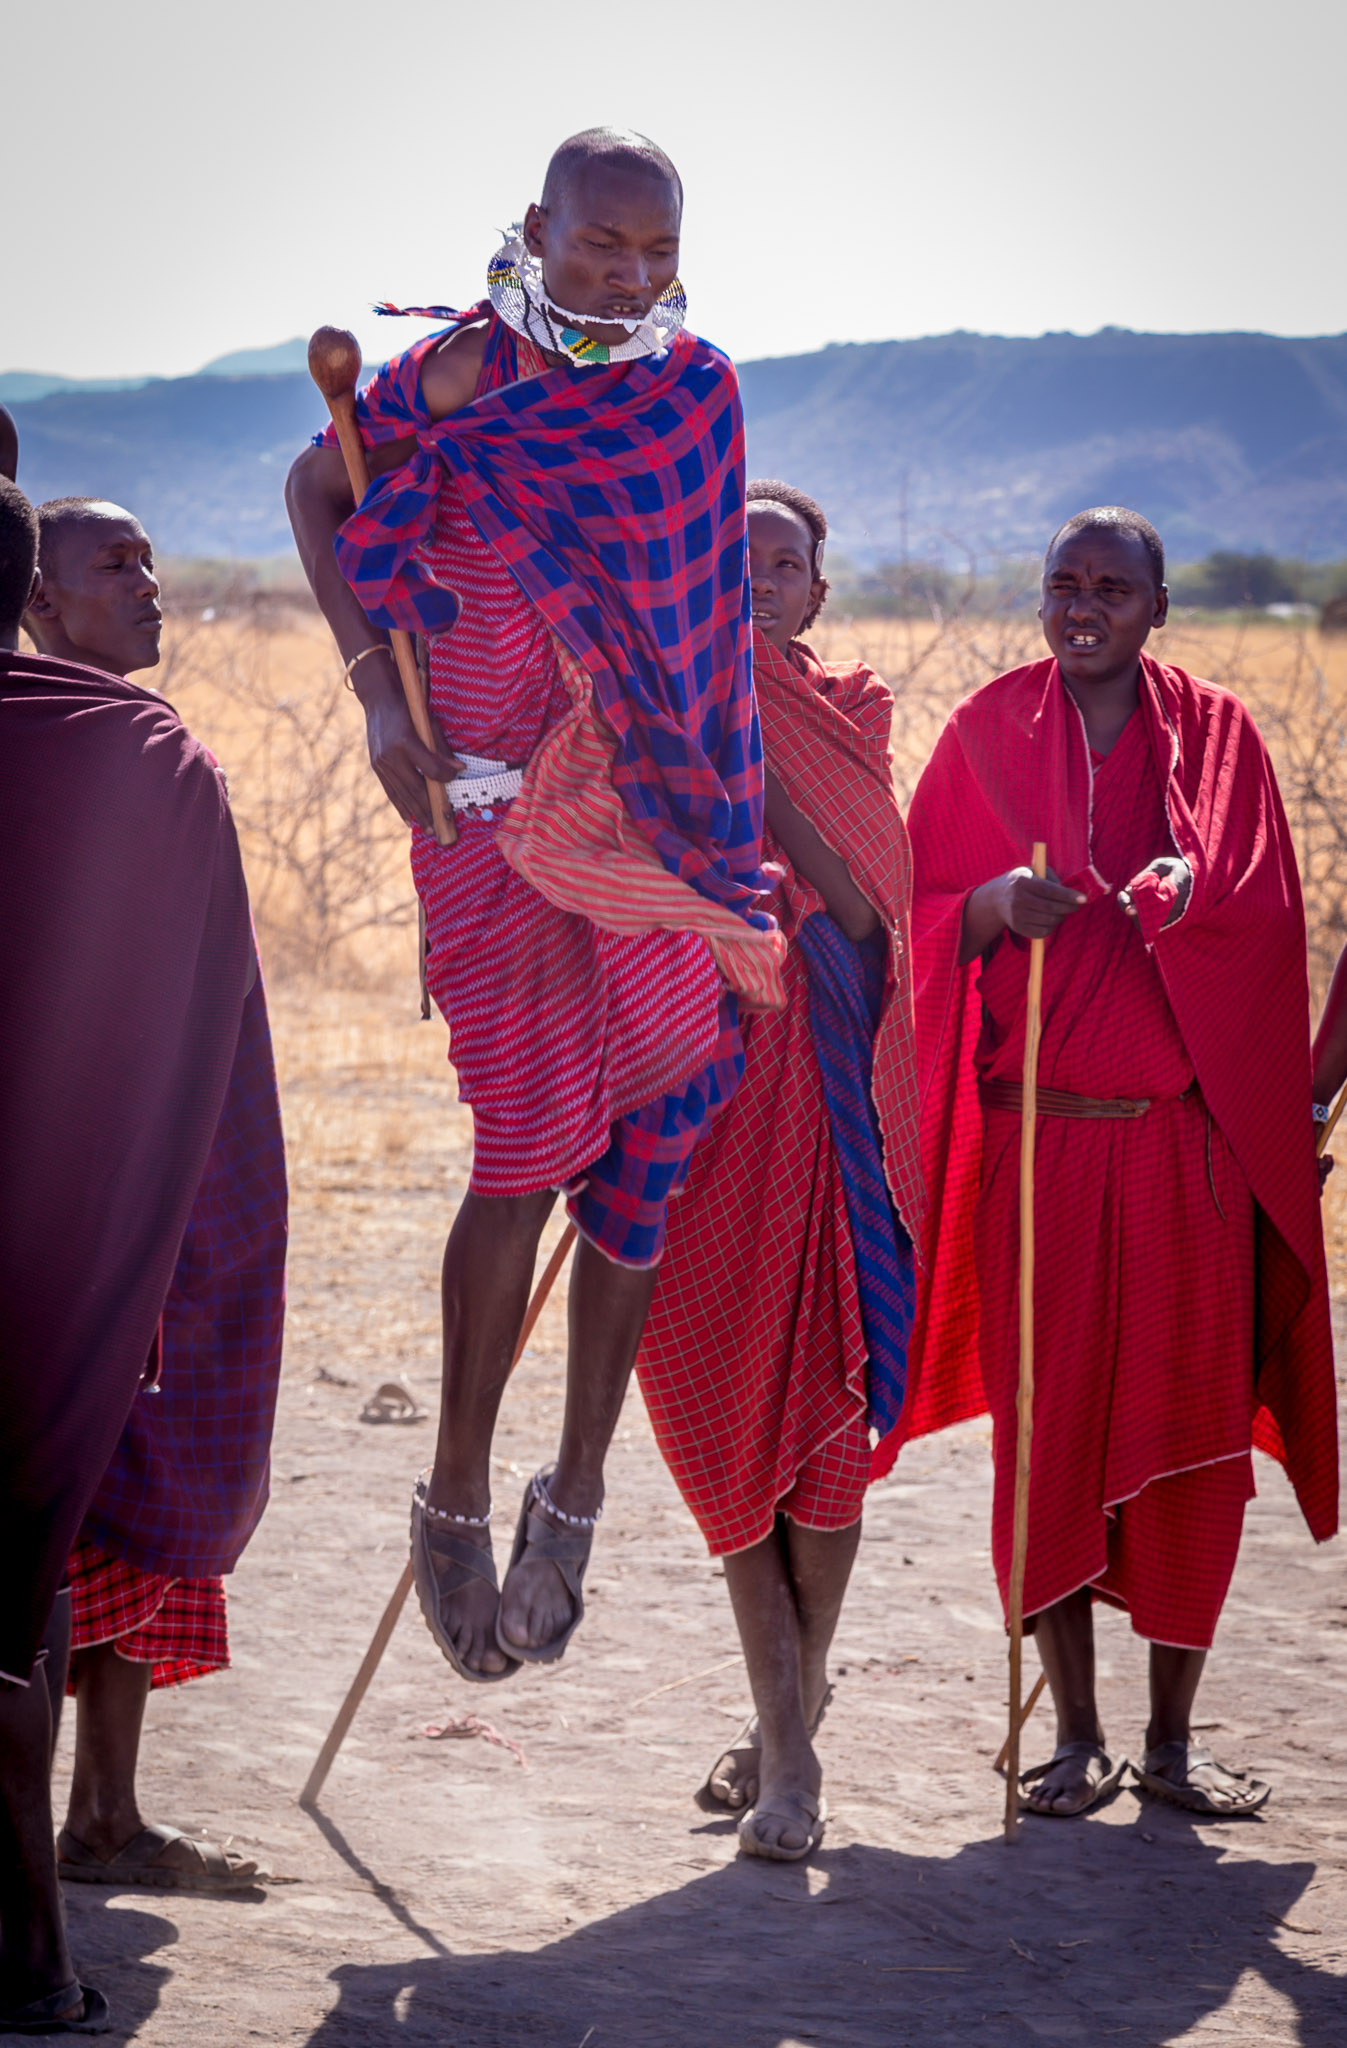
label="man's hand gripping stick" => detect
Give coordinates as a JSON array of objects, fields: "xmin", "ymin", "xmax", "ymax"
[{"xmin": 307, "ymin": 326, "xmax": 455, "ymax": 847}]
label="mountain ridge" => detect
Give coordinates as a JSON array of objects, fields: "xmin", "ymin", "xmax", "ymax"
[{"xmin": 6, "ymin": 327, "xmax": 1345, "ymax": 564}]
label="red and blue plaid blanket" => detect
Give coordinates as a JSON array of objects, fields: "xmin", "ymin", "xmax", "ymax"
[{"xmin": 319, "ymin": 309, "xmax": 768, "ymax": 928}]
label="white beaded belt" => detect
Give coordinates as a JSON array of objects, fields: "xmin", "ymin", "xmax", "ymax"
[{"xmin": 444, "ymin": 753, "xmax": 525, "ymax": 815}]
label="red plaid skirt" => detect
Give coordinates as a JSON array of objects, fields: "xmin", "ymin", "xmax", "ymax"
[{"xmin": 66, "ymin": 1536, "xmax": 228, "ymax": 1690}]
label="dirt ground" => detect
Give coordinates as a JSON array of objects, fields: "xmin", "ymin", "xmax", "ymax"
[{"xmin": 51, "ymin": 982, "xmax": 1347, "ymax": 2048}]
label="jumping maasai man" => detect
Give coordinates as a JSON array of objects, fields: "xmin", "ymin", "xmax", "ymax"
[
  {"xmin": 287, "ymin": 128, "xmax": 780, "ymax": 1679},
  {"xmin": 906, "ymin": 506, "xmax": 1338, "ymax": 1818},
  {"xmin": 20, "ymin": 496, "xmax": 287, "ymax": 1891},
  {"xmin": 637, "ymin": 481, "xmax": 923, "ymax": 1860},
  {"xmin": 0, "ymin": 479, "xmax": 255, "ymax": 2033}
]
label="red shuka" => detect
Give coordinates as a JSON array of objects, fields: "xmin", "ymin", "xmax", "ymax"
[
  {"xmin": 896, "ymin": 654, "xmax": 1336, "ymax": 1632},
  {"xmin": 636, "ymin": 637, "xmax": 922, "ymax": 1553}
]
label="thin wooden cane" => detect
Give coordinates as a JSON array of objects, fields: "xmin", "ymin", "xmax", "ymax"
[
  {"xmin": 298, "ymin": 1225, "xmax": 578, "ymax": 1808},
  {"xmin": 993, "ymin": 1671, "xmax": 1048, "ymax": 1775},
  {"xmin": 1316, "ymin": 1086, "xmax": 1346, "ymax": 1158},
  {"xmin": 1004, "ymin": 841, "xmax": 1047, "ymax": 1843},
  {"xmin": 307, "ymin": 327, "xmax": 455, "ymax": 848}
]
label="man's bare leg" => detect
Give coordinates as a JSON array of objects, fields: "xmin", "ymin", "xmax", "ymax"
[
  {"xmin": 497, "ymin": 1235, "xmax": 656, "ymax": 1653},
  {"xmin": 426, "ymin": 1188, "xmax": 557, "ymax": 1675},
  {"xmin": 61, "ymin": 1644, "xmax": 260, "ymax": 1883},
  {"xmin": 1021, "ymin": 1586, "xmax": 1109, "ymax": 1812},
  {"xmin": 1143, "ymin": 1643, "xmax": 1260, "ymax": 1809},
  {"xmin": 713, "ymin": 1518, "xmax": 861, "ymax": 1851},
  {"xmin": 64, "ymin": 1646, "xmax": 152, "ymax": 1861},
  {"xmin": 0, "ymin": 1635, "xmax": 79, "ymax": 2018}
]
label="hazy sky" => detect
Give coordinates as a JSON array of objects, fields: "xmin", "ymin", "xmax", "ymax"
[{"xmin": 5, "ymin": 0, "xmax": 1344, "ymax": 380}]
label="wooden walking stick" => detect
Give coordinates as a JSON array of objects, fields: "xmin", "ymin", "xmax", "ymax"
[
  {"xmin": 1004, "ymin": 842, "xmax": 1048, "ymax": 1844},
  {"xmin": 1317, "ymin": 1086, "xmax": 1346, "ymax": 1158},
  {"xmin": 299, "ymin": 1223, "xmax": 579, "ymax": 1809},
  {"xmin": 307, "ymin": 326, "xmax": 455, "ymax": 848}
]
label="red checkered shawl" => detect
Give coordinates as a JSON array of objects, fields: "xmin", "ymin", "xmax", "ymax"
[
  {"xmin": 891, "ymin": 654, "xmax": 1338, "ymax": 1538},
  {"xmin": 753, "ymin": 635, "xmax": 925, "ymax": 1240}
]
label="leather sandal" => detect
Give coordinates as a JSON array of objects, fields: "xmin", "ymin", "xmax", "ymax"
[
  {"xmin": 695, "ymin": 1682, "xmax": 835, "ymax": 1813},
  {"xmin": 1019, "ymin": 1741, "xmax": 1129, "ymax": 1817},
  {"xmin": 495, "ymin": 1466, "xmax": 595, "ymax": 1666},
  {"xmin": 1134, "ymin": 1741, "xmax": 1270, "ymax": 1816},
  {"xmin": 409, "ymin": 1474, "xmax": 520, "ymax": 1684},
  {"xmin": 57, "ymin": 1823, "xmax": 258, "ymax": 1890},
  {"xmin": 0, "ymin": 1982, "xmax": 110, "ymax": 2034},
  {"xmin": 737, "ymin": 1792, "xmax": 827, "ymax": 1862}
]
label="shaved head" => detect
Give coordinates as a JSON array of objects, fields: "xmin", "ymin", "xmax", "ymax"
[
  {"xmin": 1047, "ymin": 505, "xmax": 1166, "ymax": 592},
  {"xmin": 26, "ymin": 498, "xmax": 162, "ymax": 677},
  {"xmin": 36, "ymin": 497, "xmax": 144, "ymax": 578},
  {"xmin": 540, "ymin": 127, "xmax": 682, "ymax": 218}
]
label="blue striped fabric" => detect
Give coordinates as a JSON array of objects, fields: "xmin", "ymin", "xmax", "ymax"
[{"xmin": 796, "ymin": 912, "xmax": 916, "ymax": 1436}]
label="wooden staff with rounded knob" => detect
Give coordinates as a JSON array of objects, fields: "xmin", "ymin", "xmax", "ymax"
[
  {"xmin": 1004, "ymin": 840, "xmax": 1048, "ymax": 1843},
  {"xmin": 307, "ymin": 325, "xmax": 455, "ymax": 848}
]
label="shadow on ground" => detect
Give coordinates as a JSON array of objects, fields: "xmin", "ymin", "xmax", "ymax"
[{"xmin": 301, "ymin": 1804, "xmax": 1338, "ymax": 2048}]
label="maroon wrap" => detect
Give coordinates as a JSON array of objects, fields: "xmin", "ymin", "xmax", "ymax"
[{"xmin": 0, "ymin": 651, "xmax": 253, "ymax": 1680}]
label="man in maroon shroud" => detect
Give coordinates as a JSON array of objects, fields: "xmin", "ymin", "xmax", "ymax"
[
  {"xmin": 0, "ymin": 477, "xmax": 255, "ymax": 2031},
  {"xmin": 904, "ymin": 507, "xmax": 1337, "ymax": 1819},
  {"xmin": 21, "ymin": 497, "xmax": 287, "ymax": 1895}
]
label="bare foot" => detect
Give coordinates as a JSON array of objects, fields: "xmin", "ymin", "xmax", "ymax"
[
  {"xmin": 1140, "ymin": 1742, "xmax": 1270, "ymax": 1815},
  {"xmin": 739, "ymin": 1742, "xmax": 825, "ymax": 1859},
  {"xmin": 59, "ymin": 1818, "xmax": 260, "ymax": 1885},
  {"xmin": 706, "ymin": 1721, "xmax": 760, "ymax": 1810},
  {"xmin": 704, "ymin": 1677, "xmax": 832, "ymax": 1811},
  {"xmin": 1020, "ymin": 1741, "xmax": 1120, "ymax": 1817},
  {"xmin": 414, "ymin": 1479, "xmax": 513, "ymax": 1677},
  {"xmin": 497, "ymin": 1484, "xmax": 594, "ymax": 1656}
]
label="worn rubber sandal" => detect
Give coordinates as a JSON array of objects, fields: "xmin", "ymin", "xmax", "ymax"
[
  {"xmin": 495, "ymin": 1467, "xmax": 594, "ymax": 1666},
  {"xmin": 410, "ymin": 1475, "xmax": 520, "ymax": 1684},
  {"xmin": 737, "ymin": 1793, "xmax": 827, "ymax": 1863},
  {"xmin": 695, "ymin": 1682, "xmax": 835, "ymax": 1813},
  {"xmin": 360, "ymin": 1378, "xmax": 427, "ymax": 1425},
  {"xmin": 1019, "ymin": 1742, "xmax": 1129, "ymax": 1817},
  {"xmin": 58, "ymin": 1823, "xmax": 258, "ymax": 1891},
  {"xmin": 0, "ymin": 1982, "xmax": 110, "ymax": 2034},
  {"xmin": 1134, "ymin": 1741, "xmax": 1270, "ymax": 1817}
]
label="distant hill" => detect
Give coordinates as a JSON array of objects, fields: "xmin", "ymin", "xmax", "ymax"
[
  {"xmin": 7, "ymin": 328, "xmax": 1346, "ymax": 563},
  {"xmin": 198, "ymin": 338, "xmax": 310, "ymax": 377},
  {"xmin": 0, "ymin": 370, "xmax": 159, "ymax": 405}
]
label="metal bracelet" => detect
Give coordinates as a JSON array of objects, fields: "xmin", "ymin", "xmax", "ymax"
[{"xmin": 343, "ymin": 644, "xmax": 389, "ymax": 691}]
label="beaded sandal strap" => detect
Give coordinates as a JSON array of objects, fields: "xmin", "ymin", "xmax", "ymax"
[{"xmin": 532, "ymin": 1469, "xmax": 602, "ymax": 1530}]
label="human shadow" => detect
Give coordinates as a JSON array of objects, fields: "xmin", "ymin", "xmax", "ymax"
[
  {"xmin": 301, "ymin": 1805, "xmax": 1341, "ymax": 2048},
  {"xmin": 55, "ymin": 1898, "xmax": 175, "ymax": 2043}
]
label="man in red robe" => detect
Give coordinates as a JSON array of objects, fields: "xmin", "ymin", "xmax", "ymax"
[
  {"xmin": 905, "ymin": 506, "xmax": 1337, "ymax": 1817},
  {"xmin": 24, "ymin": 496, "xmax": 286, "ymax": 1894},
  {"xmin": 0, "ymin": 477, "xmax": 254, "ymax": 2030}
]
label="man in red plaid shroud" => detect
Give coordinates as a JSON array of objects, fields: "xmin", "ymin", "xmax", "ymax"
[{"xmin": 288, "ymin": 128, "xmax": 780, "ymax": 1679}]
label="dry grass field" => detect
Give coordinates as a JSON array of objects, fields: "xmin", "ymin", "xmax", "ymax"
[
  {"xmin": 46, "ymin": 609, "xmax": 1347, "ymax": 2046},
  {"xmin": 158, "ymin": 606, "xmax": 1347, "ymax": 1262}
]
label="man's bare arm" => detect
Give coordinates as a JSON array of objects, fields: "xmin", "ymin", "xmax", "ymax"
[
  {"xmin": 285, "ymin": 435, "xmax": 462, "ymax": 828},
  {"xmin": 764, "ymin": 769, "xmax": 879, "ymax": 942}
]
